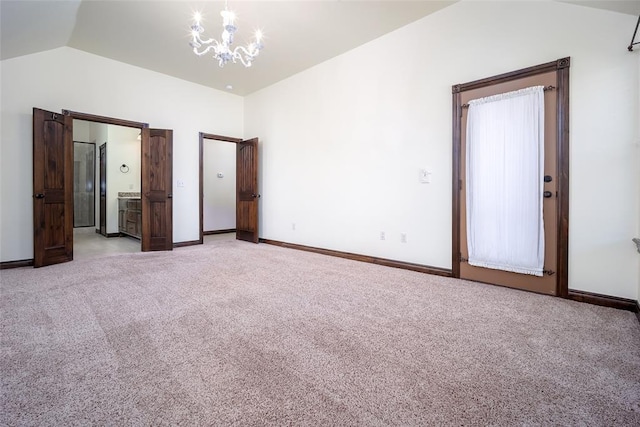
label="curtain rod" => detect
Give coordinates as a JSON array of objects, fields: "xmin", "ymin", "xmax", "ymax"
[{"xmin": 461, "ymin": 85, "xmax": 556, "ymax": 109}]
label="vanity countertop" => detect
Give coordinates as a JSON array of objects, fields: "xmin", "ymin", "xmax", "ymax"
[{"xmin": 118, "ymin": 192, "xmax": 140, "ymax": 199}]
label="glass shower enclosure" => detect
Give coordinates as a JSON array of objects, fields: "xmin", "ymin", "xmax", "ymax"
[{"xmin": 73, "ymin": 142, "xmax": 96, "ymax": 228}]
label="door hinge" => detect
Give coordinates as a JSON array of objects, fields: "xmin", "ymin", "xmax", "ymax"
[{"xmin": 459, "ymin": 179, "xmax": 463, "ymax": 191}]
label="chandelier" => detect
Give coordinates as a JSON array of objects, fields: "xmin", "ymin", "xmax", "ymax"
[{"xmin": 189, "ymin": 1, "xmax": 263, "ymax": 68}]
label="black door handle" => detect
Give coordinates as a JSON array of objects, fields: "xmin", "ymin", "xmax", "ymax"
[
  {"xmin": 167, "ymin": 193, "xmax": 173, "ymax": 199},
  {"xmin": 544, "ymin": 175, "xmax": 553, "ymax": 183},
  {"xmin": 34, "ymin": 193, "xmax": 44, "ymax": 199},
  {"xmin": 543, "ymin": 191, "xmax": 553, "ymax": 198}
]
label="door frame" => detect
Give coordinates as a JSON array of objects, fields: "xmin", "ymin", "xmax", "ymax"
[
  {"xmin": 62, "ymin": 109, "xmax": 148, "ymax": 244},
  {"xmin": 198, "ymin": 132, "xmax": 243, "ymax": 244},
  {"xmin": 451, "ymin": 57, "xmax": 570, "ymax": 297}
]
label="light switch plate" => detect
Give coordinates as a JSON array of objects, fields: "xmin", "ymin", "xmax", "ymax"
[{"xmin": 419, "ymin": 168, "xmax": 431, "ymax": 184}]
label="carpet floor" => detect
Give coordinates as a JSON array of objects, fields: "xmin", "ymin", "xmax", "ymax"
[{"xmin": 1, "ymin": 239, "xmax": 639, "ymax": 426}]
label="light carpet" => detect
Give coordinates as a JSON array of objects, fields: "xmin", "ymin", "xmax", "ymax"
[{"xmin": 1, "ymin": 239, "xmax": 639, "ymax": 426}]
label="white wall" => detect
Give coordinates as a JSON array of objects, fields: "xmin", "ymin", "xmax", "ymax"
[
  {"xmin": 73, "ymin": 120, "xmax": 91, "ymax": 142},
  {"xmin": 0, "ymin": 47, "xmax": 243, "ymax": 261},
  {"xmin": 244, "ymin": 1, "xmax": 640, "ymax": 299},
  {"xmin": 203, "ymin": 139, "xmax": 236, "ymax": 231}
]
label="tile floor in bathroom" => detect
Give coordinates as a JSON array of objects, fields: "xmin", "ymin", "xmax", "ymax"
[{"xmin": 73, "ymin": 227, "xmax": 235, "ymax": 260}]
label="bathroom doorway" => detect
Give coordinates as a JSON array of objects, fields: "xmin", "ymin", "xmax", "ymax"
[
  {"xmin": 72, "ymin": 119, "xmax": 142, "ymax": 259},
  {"xmin": 203, "ymin": 137, "xmax": 237, "ymax": 238},
  {"xmin": 33, "ymin": 108, "xmax": 174, "ymax": 267}
]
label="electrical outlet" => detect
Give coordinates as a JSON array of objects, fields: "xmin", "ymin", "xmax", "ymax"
[
  {"xmin": 380, "ymin": 231, "xmax": 386, "ymax": 241},
  {"xmin": 400, "ymin": 233, "xmax": 407, "ymax": 243}
]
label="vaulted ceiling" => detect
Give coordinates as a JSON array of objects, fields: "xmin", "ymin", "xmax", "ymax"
[{"xmin": 1, "ymin": 1, "xmax": 638, "ymax": 95}]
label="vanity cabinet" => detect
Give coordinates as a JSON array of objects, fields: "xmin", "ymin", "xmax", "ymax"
[{"xmin": 118, "ymin": 198, "xmax": 141, "ymax": 239}]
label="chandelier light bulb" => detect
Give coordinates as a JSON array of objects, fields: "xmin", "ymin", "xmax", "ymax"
[{"xmin": 188, "ymin": 1, "xmax": 263, "ymax": 68}]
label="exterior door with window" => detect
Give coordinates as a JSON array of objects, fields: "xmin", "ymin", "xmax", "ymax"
[
  {"xmin": 459, "ymin": 73, "xmax": 558, "ymax": 295},
  {"xmin": 453, "ymin": 58, "xmax": 570, "ymax": 297}
]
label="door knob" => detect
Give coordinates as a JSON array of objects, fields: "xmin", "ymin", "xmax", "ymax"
[
  {"xmin": 543, "ymin": 191, "xmax": 553, "ymax": 198},
  {"xmin": 544, "ymin": 175, "xmax": 553, "ymax": 183},
  {"xmin": 167, "ymin": 193, "xmax": 173, "ymax": 199},
  {"xmin": 34, "ymin": 193, "xmax": 44, "ymax": 199}
]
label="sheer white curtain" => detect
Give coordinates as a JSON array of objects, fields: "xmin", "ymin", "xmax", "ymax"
[{"xmin": 466, "ymin": 86, "xmax": 545, "ymax": 276}]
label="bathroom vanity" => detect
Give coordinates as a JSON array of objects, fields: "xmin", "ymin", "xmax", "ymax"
[{"xmin": 118, "ymin": 193, "xmax": 141, "ymax": 239}]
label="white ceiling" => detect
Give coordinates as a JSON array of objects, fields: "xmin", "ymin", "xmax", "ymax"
[{"xmin": 1, "ymin": 1, "xmax": 639, "ymax": 96}]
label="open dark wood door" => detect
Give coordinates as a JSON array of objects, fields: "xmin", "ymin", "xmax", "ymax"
[
  {"xmin": 99, "ymin": 143, "xmax": 107, "ymax": 236},
  {"xmin": 236, "ymin": 138, "xmax": 259, "ymax": 243},
  {"xmin": 141, "ymin": 128, "xmax": 173, "ymax": 251},
  {"xmin": 33, "ymin": 108, "xmax": 73, "ymax": 267}
]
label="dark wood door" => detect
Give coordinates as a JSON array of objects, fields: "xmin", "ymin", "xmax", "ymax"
[
  {"xmin": 236, "ymin": 138, "xmax": 259, "ymax": 243},
  {"xmin": 99, "ymin": 143, "xmax": 107, "ymax": 236},
  {"xmin": 459, "ymin": 73, "xmax": 558, "ymax": 295},
  {"xmin": 141, "ymin": 128, "xmax": 173, "ymax": 251},
  {"xmin": 32, "ymin": 108, "xmax": 73, "ymax": 267}
]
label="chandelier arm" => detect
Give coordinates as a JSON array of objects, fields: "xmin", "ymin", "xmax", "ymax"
[
  {"xmin": 193, "ymin": 44, "xmax": 219, "ymax": 57},
  {"xmin": 195, "ymin": 36, "xmax": 215, "ymax": 45},
  {"xmin": 232, "ymin": 45, "xmax": 260, "ymax": 67},
  {"xmin": 234, "ymin": 45, "xmax": 257, "ymax": 57}
]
